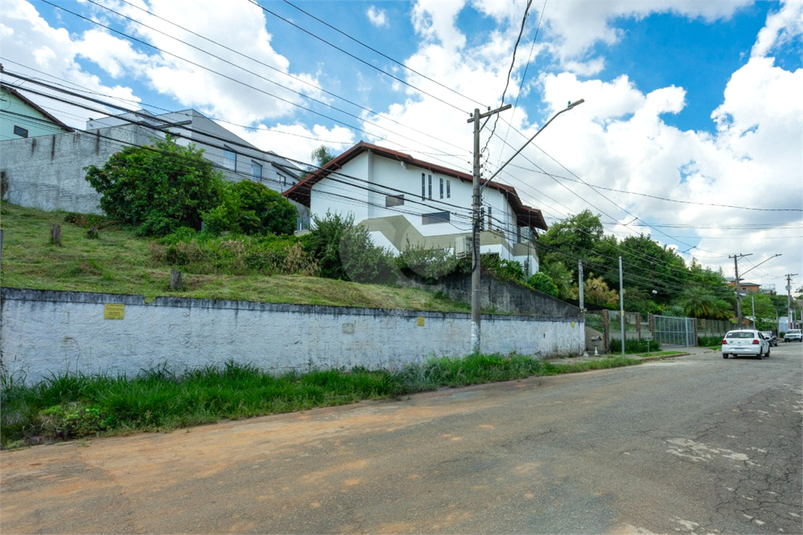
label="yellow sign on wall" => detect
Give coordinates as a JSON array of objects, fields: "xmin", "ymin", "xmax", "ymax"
[
  {"xmin": 417, "ymin": 316, "xmax": 425, "ymax": 327},
  {"xmin": 104, "ymin": 304, "xmax": 125, "ymax": 320}
]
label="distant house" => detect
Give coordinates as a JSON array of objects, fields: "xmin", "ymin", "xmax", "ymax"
[
  {"xmin": 1, "ymin": 83, "xmax": 74, "ymax": 140},
  {"xmin": 728, "ymin": 280, "xmax": 762, "ymax": 294},
  {"xmin": 284, "ymin": 141, "xmax": 547, "ymax": 275},
  {"xmin": 86, "ymin": 110, "xmax": 302, "ymax": 196},
  {"xmin": 2, "ymin": 106, "xmax": 307, "ymax": 227}
]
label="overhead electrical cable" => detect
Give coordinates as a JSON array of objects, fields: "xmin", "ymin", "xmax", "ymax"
[{"xmin": 280, "ymin": 0, "xmax": 488, "ymax": 110}]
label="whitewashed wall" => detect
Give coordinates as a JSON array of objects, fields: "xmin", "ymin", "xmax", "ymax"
[{"xmin": 0, "ymin": 289, "xmax": 584, "ymax": 385}]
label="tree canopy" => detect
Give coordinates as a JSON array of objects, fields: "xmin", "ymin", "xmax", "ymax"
[
  {"xmin": 85, "ymin": 136, "xmax": 226, "ymax": 236},
  {"xmin": 86, "ymin": 136, "xmax": 297, "ymax": 237}
]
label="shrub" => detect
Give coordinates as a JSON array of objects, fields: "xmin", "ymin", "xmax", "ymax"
[
  {"xmin": 397, "ymin": 241, "xmax": 460, "ymax": 283},
  {"xmin": 483, "ymin": 256, "xmax": 526, "ymax": 283},
  {"xmin": 85, "ymin": 136, "xmax": 227, "ymax": 236},
  {"xmin": 527, "ymin": 272, "xmax": 559, "ymax": 297},
  {"xmin": 698, "ymin": 335, "xmax": 724, "ymax": 347},
  {"xmin": 304, "ymin": 212, "xmax": 394, "ymax": 282},
  {"xmin": 609, "ymin": 339, "xmax": 661, "ymax": 353},
  {"xmin": 231, "ymin": 180, "xmax": 296, "ymax": 236}
]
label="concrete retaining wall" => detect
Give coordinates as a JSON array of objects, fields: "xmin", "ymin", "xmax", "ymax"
[
  {"xmin": 0, "ymin": 126, "xmax": 156, "ymax": 214},
  {"xmin": 0, "ymin": 288, "xmax": 584, "ymax": 385}
]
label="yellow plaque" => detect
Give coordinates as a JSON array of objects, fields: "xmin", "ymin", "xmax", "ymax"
[
  {"xmin": 416, "ymin": 316, "xmax": 425, "ymax": 327},
  {"xmin": 104, "ymin": 304, "xmax": 125, "ymax": 320}
]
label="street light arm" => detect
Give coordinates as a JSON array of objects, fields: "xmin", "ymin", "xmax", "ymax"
[
  {"xmin": 740, "ymin": 253, "xmax": 782, "ymax": 278},
  {"xmin": 483, "ymin": 99, "xmax": 584, "ymax": 187}
]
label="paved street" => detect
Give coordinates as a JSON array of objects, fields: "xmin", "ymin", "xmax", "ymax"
[{"xmin": 1, "ymin": 345, "xmax": 801, "ymax": 534}]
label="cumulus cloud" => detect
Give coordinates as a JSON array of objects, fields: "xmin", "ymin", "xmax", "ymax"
[
  {"xmin": 752, "ymin": 0, "xmax": 803, "ymax": 57},
  {"xmin": 366, "ymin": 6, "xmax": 389, "ymax": 28}
]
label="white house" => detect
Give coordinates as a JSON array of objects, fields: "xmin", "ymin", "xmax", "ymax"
[
  {"xmin": 284, "ymin": 142, "xmax": 547, "ymax": 275},
  {"xmin": 1, "ymin": 83, "xmax": 74, "ymax": 140}
]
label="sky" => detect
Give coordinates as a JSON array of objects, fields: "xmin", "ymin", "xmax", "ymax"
[{"xmin": 2, "ymin": 0, "xmax": 802, "ymax": 301}]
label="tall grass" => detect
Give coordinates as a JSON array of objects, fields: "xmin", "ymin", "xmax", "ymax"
[{"xmin": 1, "ymin": 355, "xmax": 639, "ymax": 448}]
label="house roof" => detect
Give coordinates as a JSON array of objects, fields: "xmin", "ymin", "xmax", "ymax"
[
  {"xmin": 0, "ymin": 83, "xmax": 74, "ymax": 132},
  {"xmin": 284, "ymin": 141, "xmax": 548, "ymax": 230}
]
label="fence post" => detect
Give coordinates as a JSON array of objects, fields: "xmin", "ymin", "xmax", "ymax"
[
  {"xmin": 602, "ymin": 309, "xmax": 610, "ymax": 353},
  {"xmin": 649, "ymin": 313, "xmax": 655, "ymax": 343},
  {"xmin": 636, "ymin": 313, "xmax": 642, "ymax": 341}
]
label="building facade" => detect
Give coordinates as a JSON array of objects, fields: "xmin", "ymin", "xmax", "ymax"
[
  {"xmin": 1, "ymin": 83, "xmax": 73, "ymax": 141},
  {"xmin": 285, "ymin": 142, "xmax": 547, "ymax": 275}
]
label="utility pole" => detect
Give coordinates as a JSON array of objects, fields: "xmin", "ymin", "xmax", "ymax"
[
  {"xmin": 467, "ymin": 99, "xmax": 584, "ymax": 354},
  {"xmin": 578, "ymin": 259, "xmax": 585, "ymax": 311},
  {"xmin": 619, "ymin": 256, "xmax": 625, "ymax": 355},
  {"xmin": 469, "ymin": 104, "xmax": 511, "ymax": 354},
  {"xmin": 730, "ymin": 253, "xmax": 752, "ymax": 327},
  {"xmin": 787, "ymin": 273, "xmax": 798, "ymax": 329}
]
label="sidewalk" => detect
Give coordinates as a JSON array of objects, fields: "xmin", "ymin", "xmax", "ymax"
[{"xmin": 545, "ymin": 345, "xmax": 715, "ymax": 366}]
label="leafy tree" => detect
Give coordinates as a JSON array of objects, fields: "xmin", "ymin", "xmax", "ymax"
[
  {"xmin": 85, "ymin": 136, "xmax": 226, "ymax": 236},
  {"xmin": 527, "ymin": 272, "xmax": 559, "ymax": 297},
  {"xmin": 583, "ymin": 273, "xmax": 619, "ymax": 307},
  {"xmin": 311, "ymin": 145, "xmax": 336, "ymax": 168},
  {"xmin": 231, "ymin": 180, "xmax": 296, "ymax": 235},
  {"xmin": 538, "ymin": 210, "xmax": 604, "ymax": 275},
  {"xmin": 539, "ymin": 260, "xmax": 575, "ymax": 299}
]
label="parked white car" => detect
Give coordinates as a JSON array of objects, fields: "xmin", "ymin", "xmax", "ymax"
[{"xmin": 721, "ymin": 329, "xmax": 770, "ymax": 359}]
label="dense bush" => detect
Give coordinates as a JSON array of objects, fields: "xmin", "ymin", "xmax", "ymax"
[
  {"xmin": 85, "ymin": 136, "xmax": 227, "ymax": 236},
  {"xmin": 482, "ymin": 256, "xmax": 527, "ymax": 283},
  {"xmin": 397, "ymin": 241, "xmax": 462, "ymax": 283},
  {"xmin": 303, "ymin": 212, "xmax": 395, "ymax": 283},
  {"xmin": 527, "ymin": 272, "xmax": 559, "ymax": 297},
  {"xmin": 152, "ymin": 231, "xmax": 318, "ymax": 276}
]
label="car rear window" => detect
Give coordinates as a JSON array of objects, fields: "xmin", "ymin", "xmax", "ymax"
[{"xmin": 726, "ymin": 332, "xmax": 755, "ymax": 339}]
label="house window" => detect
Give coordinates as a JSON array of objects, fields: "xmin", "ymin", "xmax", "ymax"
[
  {"xmin": 251, "ymin": 161, "xmax": 262, "ymax": 180},
  {"xmin": 487, "ymin": 206, "xmax": 493, "ymax": 230},
  {"xmin": 278, "ymin": 174, "xmax": 287, "ymax": 187},
  {"xmin": 446, "ymin": 180, "xmax": 451, "ymax": 198},
  {"xmin": 428, "ymin": 174, "xmax": 432, "ymax": 199},
  {"xmin": 440, "ymin": 178, "xmax": 444, "ymax": 199},
  {"xmin": 386, "ymin": 194, "xmax": 404, "ymax": 207},
  {"xmin": 422, "ymin": 211, "xmax": 450, "ymax": 225},
  {"xmin": 13, "ymin": 125, "xmax": 28, "ymax": 138},
  {"xmin": 422, "ymin": 174, "xmax": 427, "ymax": 198},
  {"xmin": 223, "ymin": 148, "xmax": 237, "ymax": 171}
]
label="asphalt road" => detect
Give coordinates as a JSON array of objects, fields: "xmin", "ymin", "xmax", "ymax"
[{"xmin": 2, "ymin": 345, "xmax": 801, "ymax": 534}]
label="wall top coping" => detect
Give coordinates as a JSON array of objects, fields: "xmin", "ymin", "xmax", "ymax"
[{"xmin": 1, "ymin": 287, "xmax": 581, "ymax": 323}]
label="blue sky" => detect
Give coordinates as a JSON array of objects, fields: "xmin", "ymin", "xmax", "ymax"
[{"xmin": 2, "ymin": 0, "xmax": 802, "ymax": 296}]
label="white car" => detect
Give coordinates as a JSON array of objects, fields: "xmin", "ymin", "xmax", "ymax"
[
  {"xmin": 722, "ymin": 329, "xmax": 770, "ymax": 359},
  {"xmin": 783, "ymin": 329, "xmax": 802, "ymax": 342}
]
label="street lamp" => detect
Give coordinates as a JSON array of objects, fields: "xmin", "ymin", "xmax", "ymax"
[{"xmin": 468, "ymin": 99, "xmax": 585, "ymax": 354}]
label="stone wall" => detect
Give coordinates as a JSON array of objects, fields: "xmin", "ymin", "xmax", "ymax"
[{"xmin": 0, "ymin": 288, "xmax": 585, "ymax": 385}]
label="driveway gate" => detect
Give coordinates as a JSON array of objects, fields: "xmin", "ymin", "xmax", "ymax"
[{"xmin": 653, "ymin": 315, "xmax": 696, "ymax": 346}]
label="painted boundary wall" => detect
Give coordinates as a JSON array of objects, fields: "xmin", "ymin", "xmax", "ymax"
[{"xmin": 0, "ymin": 288, "xmax": 585, "ymax": 385}]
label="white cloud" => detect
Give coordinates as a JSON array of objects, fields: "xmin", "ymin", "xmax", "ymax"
[
  {"xmin": 752, "ymin": 0, "xmax": 803, "ymax": 57},
  {"xmin": 367, "ymin": 6, "xmax": 389, "ymax": 28},
  {"xmin": 0, "ymin": 0, "xmax": 141, "ymax": 127}
]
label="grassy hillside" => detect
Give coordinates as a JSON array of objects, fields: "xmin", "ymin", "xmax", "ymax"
[{"xmin": 0, "ymin": 203, "xmax": 469, "ymax": 312}]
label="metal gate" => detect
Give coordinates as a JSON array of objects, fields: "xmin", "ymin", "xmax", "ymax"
[{"xmin": 653, "ymin": 315, "xmax": 696, "ymax": 346}]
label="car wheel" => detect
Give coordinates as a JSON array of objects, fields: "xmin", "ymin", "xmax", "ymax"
[
  {"xmin": 766, "ymin": 347, "xmax": 770, "ymax": 357},
  {"xmin": 722, "ymin": 353, "xmax": 728, "ymax": 359}
]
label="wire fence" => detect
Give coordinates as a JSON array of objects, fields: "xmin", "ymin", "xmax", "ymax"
[{"xmin": 586, "ymin": 311, "xmax": 737, "ymax": 352}]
